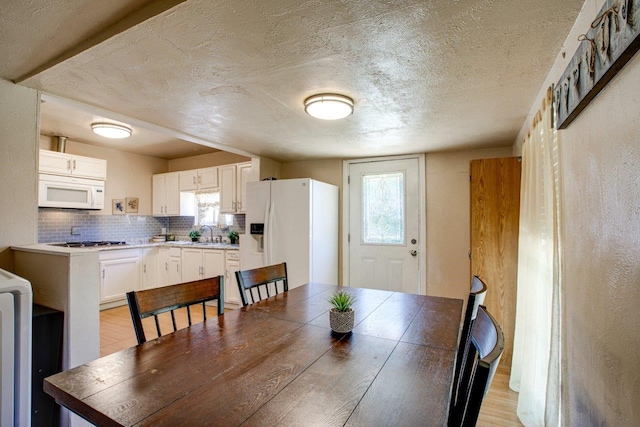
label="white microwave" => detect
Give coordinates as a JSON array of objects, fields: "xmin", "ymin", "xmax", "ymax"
[{"xmin": 38, "ymin": 174, "xmax": 105, "ymax": 210}]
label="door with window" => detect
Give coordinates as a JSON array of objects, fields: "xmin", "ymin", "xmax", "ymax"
[{"xmin": 345, "ymin": 156, "xmax": 425, "ymax": 294}]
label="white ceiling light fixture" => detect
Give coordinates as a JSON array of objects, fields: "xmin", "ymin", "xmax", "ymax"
[
  {"xmin": 91, "ymin": 122, "xmax": 132, "ymax": 139},
  {"xmin": 304, "ymin": 94, "xmax": 354, "ymax": 120}
]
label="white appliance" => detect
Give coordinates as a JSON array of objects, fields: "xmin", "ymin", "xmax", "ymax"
[
  {"xmin": 0, "ymin": 268, "xmax": 32, "ymax": 427},
  {"xmin": 240, "ymin": 178, "xmax": 338, "ymax": 289},
  {"xmin": 38, "ymin": 173, "xmax": 105, "ymax": 209}
]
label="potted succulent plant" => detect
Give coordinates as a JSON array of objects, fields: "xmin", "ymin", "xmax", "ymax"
[
  {"xmin": 188, "ymin": 229, "xmax": 201, "ymax": 242},
  {"xmin": 228, "ymin": 230, "xmax": 239, "ymax": 244},
  {"xmin": 328, "ymin": 291, "xmax": 355, "ymax": 334}
]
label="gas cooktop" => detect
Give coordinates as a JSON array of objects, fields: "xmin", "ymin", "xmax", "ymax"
[{"xmin": 49, "ymin": 241, "xmax": 128, "ymax": 248}]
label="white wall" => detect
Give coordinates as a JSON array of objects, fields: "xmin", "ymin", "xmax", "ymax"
[
  {"xmin": 168, "ymin": 151, "xmax": 251, "ymax": 171},
  {"xmin": 0, "ymin": 79, "xmax": 39, "ymax": 269},
  {"xmin": 558, "ymin": 53, "xmax": 640, "ymax": 425},
  {"xmin": 425, "ymin": 147, "xmax": 513, "ymax": 301},
  {"xmin": 514, "ymin": 0, "xmax": 640, "ymax": 423}
]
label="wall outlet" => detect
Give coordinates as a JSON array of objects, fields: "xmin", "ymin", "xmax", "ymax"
[
  {"xmin": 71, "ymin": 226, "xmax": 81, "ymax": 235},
  {"xmin": 161, "ymin": 228, "xmax": 167, "ymax": 234}
]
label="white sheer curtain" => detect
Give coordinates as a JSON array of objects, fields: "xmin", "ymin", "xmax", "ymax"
[{"xmin": 510, "ymin": 88, "xmax": 562, "ymax": 426}]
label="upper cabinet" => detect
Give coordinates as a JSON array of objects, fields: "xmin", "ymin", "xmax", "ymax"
[
  {"xmin": 220, "ymin": 162, "xmax": 252, "ymax": 214},
  {"xmin": 179, "ymin": 167, "xmax": 218, "ymax": 191},
  {"xmin": 236, "ymin": 162, "xmax": 252, "ymax": 214},
  {"xmin": 152, "ymin": 172, "xmax": 180, "ymax": 216},
  {"xmin": 154, "ymin": 161, "xmax": 254, "ymax": 217},
  {"xmin": 219, "ymin": 165, "xmax": 237, "ymax": 213},
  {"xmin": 39, "ymin": 150, "xmax": 107, "ymax": 180}
]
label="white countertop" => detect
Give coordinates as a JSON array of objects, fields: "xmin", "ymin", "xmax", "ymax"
[{"xmin": 11, "ymin": 241, "xmax": 240, "ymax": 255}]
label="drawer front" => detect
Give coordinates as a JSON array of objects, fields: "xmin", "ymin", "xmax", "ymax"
[{"xmin": 225, "ymin": 250, "xmax": 239, "ymax": 261}]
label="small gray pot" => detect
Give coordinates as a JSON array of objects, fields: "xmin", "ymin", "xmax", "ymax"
[{"xmin": 329, "ymin": 308, "xmax": 355, "ymax": 333}]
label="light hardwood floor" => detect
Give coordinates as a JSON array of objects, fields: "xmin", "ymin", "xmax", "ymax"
[{"xmin": 100, "ymin": 305, "xmax": 522, "ymax": 426}]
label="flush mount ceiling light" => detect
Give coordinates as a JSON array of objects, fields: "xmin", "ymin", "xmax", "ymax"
[
  {"xmin": 304, "ymin": 94, "xmax": 354, "ymax": 120},
  {"xmin": 91, "ymin": 123, "xmax": 132, "ymax": 139}
]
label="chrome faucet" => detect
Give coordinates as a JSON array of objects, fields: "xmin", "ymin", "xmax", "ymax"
[{"xmin": 199, "ymin": 225, "xmax": 214, "ymax": 242}]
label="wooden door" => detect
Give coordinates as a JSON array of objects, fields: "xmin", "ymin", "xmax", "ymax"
[{"xmin": 470, "ymin": 157, "xmax": 521, "ymax": 367}]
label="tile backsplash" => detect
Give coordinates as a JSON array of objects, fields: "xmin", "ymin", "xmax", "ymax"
[{"xmin": 38, "ymin": 209, "xmax": 245, "ymax": 244}]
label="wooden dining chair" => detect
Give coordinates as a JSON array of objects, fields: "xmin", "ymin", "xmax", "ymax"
[
  {"xmin": 235, "ymin": 262, "xmax": 288, "ymax": 307},
  {"xmin": 126, "ymin": 276, "xmax": 224, "ymax": 345},
  {"xmin": 448, "ymin": 305, "xmax": 504, "ymax": 427},
  {"xmin": 451, "ymin": 276, "xmax": 488, "ymax": 414}
]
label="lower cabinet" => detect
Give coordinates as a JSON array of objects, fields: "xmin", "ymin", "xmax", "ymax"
[
  {"xmin": 99, "ymin": 249, "xmax": 141, "ymax": 304},
  {"xmin": 182, "ymin": 248, "xmax": 225, "ymax": 282},
  {"xmin": 141, "ymin": 247, "xmax": 159, "ymax": 289},
  {"xmin": 225, "ymin": 250, "xmax": 242, "ymax": 308},
  {"xmin": 158, "ymin": 247, "xmax": 182, "ymax": 287},
  {"xmin": 97, "ymin": 246, "xmax": 240, "ymax": 309}
]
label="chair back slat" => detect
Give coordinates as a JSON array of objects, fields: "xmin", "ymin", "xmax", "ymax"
[
  {"xmin": 469, "ymin": 276, "xmax": 487, "ymax": 321},
  {"xmin": 127, "ymin": 276, "xmax": 224, "ymax": 344},
  {"xmin": 235, "ymin": 263, "xmax": 288, "ymax": 307},
  {"xmin": 449, "ymin": 305, "xmax": 504, "ymax": 427}
]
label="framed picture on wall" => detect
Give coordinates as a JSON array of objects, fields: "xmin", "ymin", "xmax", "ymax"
[
  {"xmin": 112, "ymin": 199, "xmax": 125, "ymax": 215},
  {"xmin": 126, "ymin": 197, "xmax": 139, "ymax": 213}
]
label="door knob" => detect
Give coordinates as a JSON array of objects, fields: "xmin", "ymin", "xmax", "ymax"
[{"xmin": 410, "ymin": 250, "xmax": 418, "ymax": 256}]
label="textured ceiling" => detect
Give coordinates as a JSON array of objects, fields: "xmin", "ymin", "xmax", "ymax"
[{"xmin": 1, "ymin": 0, "xmax": 585, "ymax": 162}]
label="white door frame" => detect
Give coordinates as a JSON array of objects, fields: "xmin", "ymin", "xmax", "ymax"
[{"xmin": 342, "ymin": 154, "xmax": 427, "ymax": 294}]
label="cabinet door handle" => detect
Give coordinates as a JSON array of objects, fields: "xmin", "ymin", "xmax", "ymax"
[
  {"xmin": 72, "ymin": 159, "xmax": 76, "ymax": 171},
  {"xmin": 197, "ymin": 175, "xmax": 201, "ymax": 184},
  {"xmin": 143, "ymin": 265, "xmax": 147, "ymax": 273},
  {"xmin": 165, "ymin": 262, "xmax": 168, "ymax": 271},
  {"xmin": 193, "ymin": 176, "xmax": 197, "ymax": 185},
  {"xmin": 67, "ymin": 159, "xmax": 72, "ymax": 172},
  {"xmin": 102, "ymin": 268, "xmax": 105, "ymax": 279}
]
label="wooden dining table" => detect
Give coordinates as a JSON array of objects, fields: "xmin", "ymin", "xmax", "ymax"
[{"xmin": 45, "ymin": 283, "xmax": 463, "ymax": 426}]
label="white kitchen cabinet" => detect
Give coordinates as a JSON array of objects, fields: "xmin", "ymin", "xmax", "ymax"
[
  {"xmin": 179, "ymin": 167, "xmax": 218, "ymax": 191},
  {"xmin": 141, "ymin": 247, "xmax": 159, "ymax": 289},
  {"xmin": 158, "ymin": 247, "xmax": 182, "ymax": 287},
  {"xmin": 219, "ymin": 164, "xmax": 237, "ymax": 213},
  {"xmin": 39, "ymin": 149, "xmax": 107, "ymax": 180},
  {"xmin": 220, "ymin": 162, "xmax": 253, "ymax": 213},
  {"xmin": 182, "ymin": 248, "xmax": 225, "ymax": 283},
  {"xmin": 236, "ymin": 162, "xmax": 252, "ymax": 213},
  {"xmin": 153, "ymin": 172, "xmax": 180, "ymax": 216},
  {"xmin": 99, "ymin": 249, "xmax": 141, "ymax": 304},
  {"xmin": 181, "ymin": 248, "xmax": 202, "ymax": 283},
  {"xmin": 225, "ymin": 250, "xmax": 241, "ymax": 307}
]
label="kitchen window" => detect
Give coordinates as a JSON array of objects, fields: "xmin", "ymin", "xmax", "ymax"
[{"xmin": 194, "ymin": 190, "xmax": 233, "ymax": 227}]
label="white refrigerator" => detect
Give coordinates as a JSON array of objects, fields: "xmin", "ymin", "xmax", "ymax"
[
  {"xmin": 240, "ymin": 178, "xmax": 339, "ymax": 289},
  {"xmin": 0, "ymin": 268, "xmax": 32, "ymax": 427}
]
